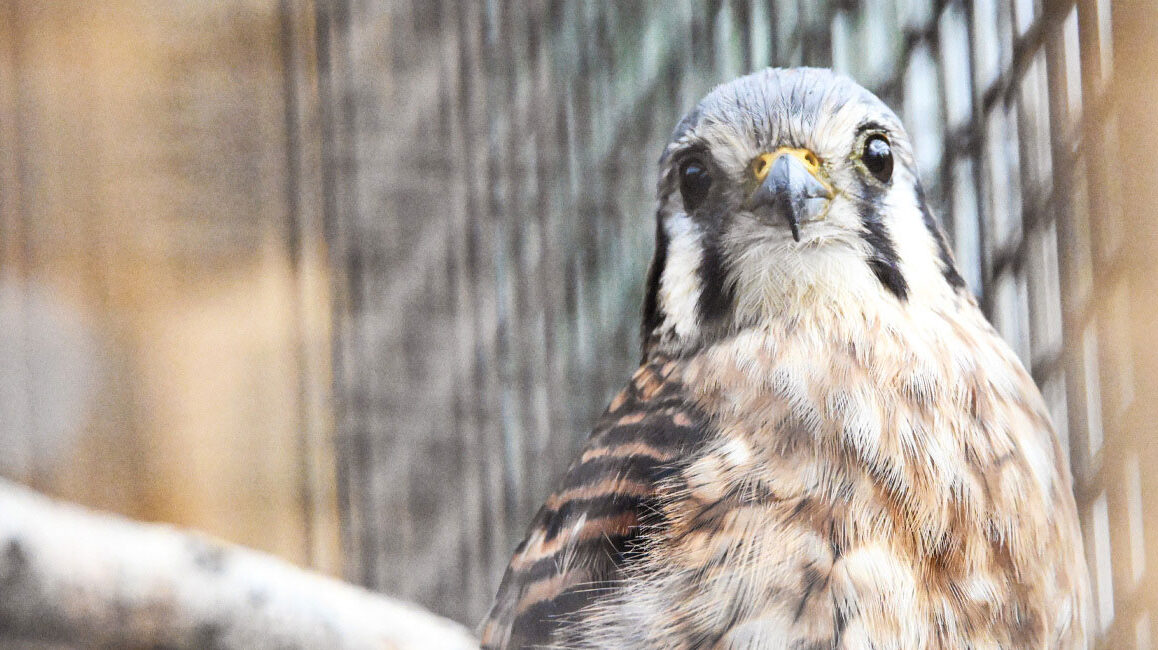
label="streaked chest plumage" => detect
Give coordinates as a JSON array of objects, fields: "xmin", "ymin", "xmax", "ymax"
[{"xmin": 570, "ymin": 301, "xmax": 1089, "ymax": 649}]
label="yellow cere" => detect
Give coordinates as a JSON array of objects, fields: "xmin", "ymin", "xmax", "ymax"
[{"xmin": 746, "ymin": 147, "xmax": 834, "ymax": 203}]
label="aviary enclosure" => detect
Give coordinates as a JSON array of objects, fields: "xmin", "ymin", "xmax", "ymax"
[{"xmin": 1, "ymin": 1, "xmax": 1155, "ymax": 648}]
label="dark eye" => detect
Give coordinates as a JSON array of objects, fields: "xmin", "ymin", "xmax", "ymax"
[
  {"xmin": 862, "ymin": 134, "xmax": 894, "ymax": 182},
  {"xmin": 679, "ymin": 158, "xmax": 712, "ymax": 211}
]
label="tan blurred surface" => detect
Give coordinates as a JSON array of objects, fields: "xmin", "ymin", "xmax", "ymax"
[
  {"xmin": 0, "ymin": 1, "xmax": 338, "ymax": 573},
  {"xmin": 1090, "ymin": 1, "xmax": 1158, "ymax": 645}
]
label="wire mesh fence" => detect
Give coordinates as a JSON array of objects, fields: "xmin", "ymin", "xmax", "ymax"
[{"xmin": 320, "ymin": 1, "xmax": 1156, "ymax": 643}]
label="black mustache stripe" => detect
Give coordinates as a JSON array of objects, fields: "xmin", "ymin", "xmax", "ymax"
[
  {"xmin": 641, "ymin": 208, "xmax": 670, "ymax": 357},
  {"xmin": 696, "ymin": 216, "xmax": 735, "ymax": 328},
  {"xmin": 857, "ymin": 194, "xmax": 910, "ymax": 301}
]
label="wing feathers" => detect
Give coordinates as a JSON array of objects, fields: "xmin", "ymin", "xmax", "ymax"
[{"xmin": 479, "ymin": 358, "xmax": 708, "ymax": 649}]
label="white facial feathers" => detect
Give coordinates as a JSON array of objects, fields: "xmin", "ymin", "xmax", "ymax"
[
  {"xmin": 656, "ymin": 213, "xmax": 705, "ymax": 345},
  {"xmin": 645, "ymin": 68, "xmax": 966, "ymax": 354}
]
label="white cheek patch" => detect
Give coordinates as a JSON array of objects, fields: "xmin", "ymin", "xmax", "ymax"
[
  {"xmin": 882, "ymin": 178, "xmax": 947, "ymax": 303},
  {"xmin": 659, "ymin": 214, "xmax": 705, "ymax": 341}
]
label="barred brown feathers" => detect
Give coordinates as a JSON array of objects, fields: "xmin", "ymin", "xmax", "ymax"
[{"xmin": 480, "ymin": 359, "xmax": 709, "ymax": 649}]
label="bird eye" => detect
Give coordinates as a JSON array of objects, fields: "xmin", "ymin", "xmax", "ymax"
[
  {"xmin": 862, "ymin": 135, "xmax": 893, "ymax": 183},
  {"xmin": 678, "ymin": 158, "xmax": 712, "ymax": 211}
]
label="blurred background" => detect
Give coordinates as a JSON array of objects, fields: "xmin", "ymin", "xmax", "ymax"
[{"xmin": 1, "ymin": 0, "xmax": 1156, "ymax": 647}]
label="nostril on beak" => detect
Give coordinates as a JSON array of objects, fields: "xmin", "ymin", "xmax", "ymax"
[{"xmin": 753, "ymin": 157, "xmax": 769, "ymax": 179}]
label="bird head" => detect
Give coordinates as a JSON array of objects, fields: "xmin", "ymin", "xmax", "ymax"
[{"xmin": 642, "ymin": 67, "xmax": 967, "ymax": 355}]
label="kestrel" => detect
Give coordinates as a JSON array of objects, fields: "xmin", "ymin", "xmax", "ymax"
[{"xmin": 481, "ymin": 68, "xmax": 1091, "ymax": 649}]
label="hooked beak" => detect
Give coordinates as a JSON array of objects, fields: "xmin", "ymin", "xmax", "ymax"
[{"xmin": 744, "ymin": 149, "xmax": 833, "ymax": 242}]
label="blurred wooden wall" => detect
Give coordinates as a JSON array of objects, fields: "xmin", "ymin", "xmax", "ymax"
[
  {"xmin": 0, "ymin": 0, "xmax": 339, "ymax": 574},
  {"xmin": 1092, "ymin": 1, "xmax": 1158, "ymax": 644}
]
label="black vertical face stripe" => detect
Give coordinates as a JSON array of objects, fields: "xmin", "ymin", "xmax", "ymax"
[
  {"xmin": 696, "ymin": 216, "xmax": 735, "ymax": 325},
  {"xmin": 641, "ymin": 210, "xmax": 669, "ymax": 354},
  {"xmin": 856, "ymin": 184, "xmax": 910, "ymax": 301},
  {"xmin": 914, "ymin": 183, "xmax": 967, "ymax": 291}
]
